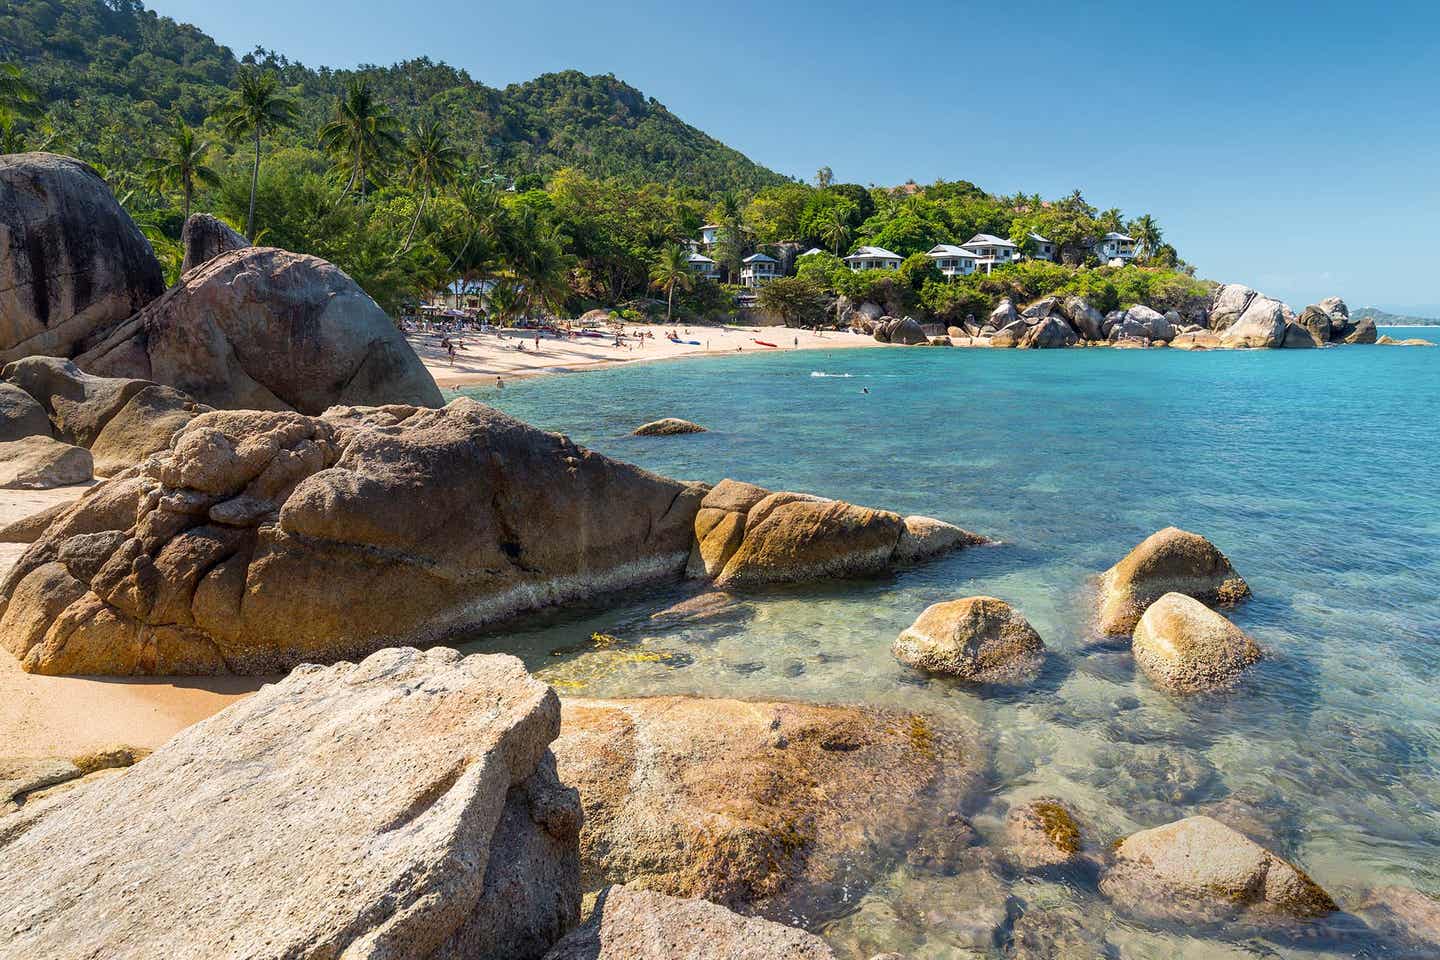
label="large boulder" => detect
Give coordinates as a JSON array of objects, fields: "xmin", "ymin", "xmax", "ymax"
[
  {"xmin": 893, "ymin": 596, "xmax": 1045, "ymax": 682},
  {"xmin": 76, "ymin": 246, "xmax": 444, "ymax": 414},
  {"xmin": 0, "ymin": 400, "xmax": 707, "ymax": 675},
  {"xmin": 1340, "ymin": 315, "xmax": 1378, "ymax": 344},
  {"xmin": 883, "ymin": 316, "xmax": 928, "ymax": 345},
  {"xmin": 1318, "ymin": 295, "xmax": 1349, "ymax": 321},
  {"xmin": 0, "ymin": 153, "xmax": 164, "ymax": 364},
  {"xmin": 88, "ymin": 384, "xmax": 209, "ymax": 476},
  {"xmin": 1097, "ymin": 527, "xmax": 1250, "ymax": 634},
  {"xmin": 0, "ymin": 646, "xmax": 582, "ymax": 959},
  {"xmin": 1279, "ymin": 322, "xmax": 1320, "ymax": 348},
  {"xmin": 1207, "ymin": 283, "xmax": 1256, "ymax": 331},
  {"xmin": 2, "ymin": 356, "xmax": 151, "ymax": 446},
  {"xmin": 542, "ymin": 886, "xmax": 837, "ymax": 960},
  {"xmin": 0, "ymin": 382, "xmax": 50, "ymax": 441},
  {"xmin": 1125, "ymin": 305, "xmax": 1173, "ymax": 341},
  {"xmin": 1101, "ymin": 816, "xmax": 1336, "ymax": 923},
  {"xmin": 1019, "ymin": 316, "xmax": 1078, "ymax": 349},
  {"xmin": 1132, "ymin": 592, "xmax": 1262, "ymax": 692},
  {"xmin": 1218, "ymin": 294, "xmax": 1289, "ymax": 348},
  {"xmin": 989, "ymin": 322, "xmax": 1025, "ymax": 348},
  {"xmin": 687, "ymin": 478, "xmax": 977, "ymax": 588},
  {"xmin": 1297, "ymin": 305, "xmax": 1333, "ymax": 343},
  {"xmin": 0, "ymin": 435, "xmax": 92, "ymax": 489},
  {"xmin": 989, "ymin": 298, "xmax": 1018, "ymax": 328},
  {"xmin": 1170, "ymin": 330, "xmax": 1222, "ymax": 350},
  {"xmin": 632, "ymin": 418, "xmax": 706, "ymax": 437},
  {"xmin": 1021, "ymin": 296, "xmax": 1059, "ymax": 320},
  {"xmin": 179, "ymin": 212, "xmax": 248, "ymax": 274},
  {"xmin": 1060, "ymin": 296, "xmax": 1104, "ymax": 340},
  {"xmin": 551, "ymin": 696, "xmax": 984, "ymax": 926}
]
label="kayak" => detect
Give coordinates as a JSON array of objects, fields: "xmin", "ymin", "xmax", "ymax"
[{"xmin": 752, "ymin": 339, "xmax": 779, "ymax": 348}]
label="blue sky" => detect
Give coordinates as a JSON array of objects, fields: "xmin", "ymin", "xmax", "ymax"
[{"xmin": 149, "ymin": 0, "xmax": 1440, "ymax": 313}]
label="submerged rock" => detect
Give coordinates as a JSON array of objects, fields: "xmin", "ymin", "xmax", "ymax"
[
  {"xmin": 1005, "ymin": 797, "xmax": 1085, "ymax": 869},
  {"xmin": 0, "ymin": 153, "xmax": 164, "ymax": 364},
  {"xmin": 77, "ymin": 246, "xmax": 443, "ymax": 414},
  {"xmin": 1355, "ymin": 886, "xmax": 1440, "ymax": 955},
  {"xmin": 0, "ymin": 435, "xmax": 92, "ymax": 489},
  {"xmin": 0, "ymin": 647, "xmax": 582, "ymax": 959},
  {"xmin": 1097, "ymin": 526, "xmax": 1249, "ymax": 634},
  {"xmin": 179, "ymin": 212, "xmax": 248, "ymax": 274},
  {"xmin": 1132, "ymin": 592, "xmax": 1261, "ymax": 692},
  {"xmin": 541, "ymin": 885, "xmax": 838, "ymax": 960},
  {"xmin": 893, "ymin": 596, "xmax": 1045, "ymax": 682},
  {"xmin": 632, "ymin": 417, "xmax": 706, "ymax": 436},
  {"xmin": 551, "ymin": 696, "xmax": 984, "ymax": 926},
  {"xmin": 1101, "ymin": 815, "xmax": 1336, "ymax": 923}
]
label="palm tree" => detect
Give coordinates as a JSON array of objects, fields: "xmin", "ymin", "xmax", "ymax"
[
  {"xmin": 820, "ymin": 205, "xmax": 851, "ymax": 255},
  {"xmin": 317, "ymin": 77, "xmax": 400, "ymax": 201},
  {"xmin": 216, "ymin": 68, "xmax": 298, "ymax": 240},
  {"xmin": 395, "ymin": 120, "xmax": 462, "ymax": 254},
  {"xmin": 649, "ymin": 245, "xmax": 694, "ymax": 322},
  {"xmin": 485, "ymin": 278, "xmax": 524, "ymax": 327},
  {"xmin": 516, "ymin": 228, "xmax": 574, "ymax": 320},
  {"xmin": 147, "ymin": 120, "xmax": 220, "ymax": 220},
  {"xmin": 0, "ymin": 62, "xmax": 43, "ymax": 154},
  {"xmin": 1129, "ymin": 214, "xmax": 1163, "ymax": 260},
  {"xmin": 714, "ymin": 191, "xmax": 746, "ymax": 282},
  {"xmin": 815, "ymin": 165, "xmax": 833, "ymax": 188}
]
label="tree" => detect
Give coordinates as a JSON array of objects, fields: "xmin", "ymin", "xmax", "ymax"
[
  {"xmin": 395, "ymin": 120, "xmax": 462, "ymax": 254},
  {"xmin": 216, "ymin": 67, "xmax": 298, "ymax": 240},
  {"xmin": 757, "ymin": 276, "xmax": 828, "ymax": 328},
  {"xmin": 649, "ymin": 244, "xmax": 694, "ymax": 322},
  {"xmin": 815, "ymin": 165, "xmax": 832, "ymax": 188},
  {"xmin": 146, "ymin": 119, "xmax": 219, "ymax": 220},
  {"xmin": 0, "ymin": 62, "xmax": 43, "ymax": 154},
  {"xmin": 318, "ymin": 77, "xmax": 400, "ymax": 200},
  {"xmin": 1128, "ymin": 214, "xmax": 1163, "ymax": 260},
  {"xmin": 713, "ymin": 190, "xmax": 747, "ymax": 282},
  {"xmin": 819, "ymin": 203, "xmax": 852, "ymax": 255}
]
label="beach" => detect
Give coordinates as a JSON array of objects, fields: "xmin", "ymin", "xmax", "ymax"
[{"xmin": 410, "ymin": 322, "xmax": 885, "ymax": 388}]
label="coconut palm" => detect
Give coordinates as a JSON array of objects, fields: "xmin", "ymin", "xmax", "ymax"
[
  {"xmin": 820, "ymin": 204, "xmax": 852, "ymax": 255},
  {"xmin": 1129, "ymin": 214, "xmax": 1163, "ymax": 260},
  {"xmin": 216, "ymin": 68, "xmax": 298, "ymax": 241},
  {"xmin": 146, "ymin": 120, "xmax": 220, "ymax": 220},
  {"xmin": 318, "ymin": 77, "xmax": 400, "ymax": 201},
  {"xmin": 485, "ymin": 277, "xmax": 524, "ymax": 327},
  {"xmin": 649, "ymin": 244, "xmax": 694, "ymax": 322},
  {"xmin": 515, "ymin": 227, "xmax": 574, "ymax": 319},
  {"xmin": 395, "ymin": 120, "xmax": 462, "ymax": 254},
  {"xmin": 714, "ymin": 190, "xmax": 747, "ymax": 282}
]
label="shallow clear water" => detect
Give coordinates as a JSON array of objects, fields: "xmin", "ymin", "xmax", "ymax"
[{"xmin": 458, "ymin": 329, "xmax": 1440, "ymax": 957}]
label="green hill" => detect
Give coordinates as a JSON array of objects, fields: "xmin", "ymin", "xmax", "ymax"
[
  {"xmin": 1351, "ymin": 307, "xmax": 1439, "ymax": 326},
  {"xmin": 0, "ymin": 0, "xmax": 786, "ymax": 193}
]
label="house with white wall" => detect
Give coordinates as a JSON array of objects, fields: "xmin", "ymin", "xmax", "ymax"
[
  {"xmin": 1092, "ymin": 232, "xmax": 1136, "ymax": 264},
  {"xmin": 925, "ymin": 244, "xmax": 980, "ymax": 277},
  {"xmin": 959, "ymin": 233, "xmax": 1019, "ymax": 272},
  {"xmin": 740, "ymin": 252, "xmax": 779, "ymax": 287},
  {"xmin": 1028, "ymin": 233, "xmax": 1057, "ymax": 262},
  {"xmin": 698, "ymin": 224, "xmax": 721, "ymax": 249},
  {"xmin": 843, "ymin": 246, "xmax": 903, "ymax": 272},
  {"xmin": 688, "ymin": 252, "xmax": 720, "ymax": 280}
]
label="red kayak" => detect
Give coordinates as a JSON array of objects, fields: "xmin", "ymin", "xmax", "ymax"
[{"xmin": 752, "ymin": 339, "xmax": 779, "ymax": 348}]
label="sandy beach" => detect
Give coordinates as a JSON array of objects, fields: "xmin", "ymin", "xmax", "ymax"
[{"xmin": 411, "ymin": 322, "xmax": 885, "ymax": 388}]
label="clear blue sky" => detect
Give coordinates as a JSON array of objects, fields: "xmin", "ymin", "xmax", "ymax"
[{"xmin": 149, "ymin": 0, "xmax": 1440, "ymax": 313}]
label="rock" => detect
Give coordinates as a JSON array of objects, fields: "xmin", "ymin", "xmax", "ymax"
[
  {"xmin": 3, "ymin": 356, "xmax": 150, "ymax": 447},
  {"xmin": 1060, "ymin": 297, "xmax": 1104, "ymax": 340},
  {"xmin": 77, "ymin": 246, "xmax": 444, "ymax": 414},
  {"xmin": 1297, "ymin": 305, "xmax": 1333, "ymax": 343},
  {"xmin": 687, "ymin": 478, "xmax": 977, "ymax": 588},
  {"xmin": 893, "ymin": 596, "xmax": 1045, "ymax": 682},
  {"xmin": 0, "ymin": 647, "xmax": 581, "ymax": 959},
  {"xmin": 884, "ymin": 316, "xmax": 928, "ymax": 346},
  {"xmin": 0, "ymin": 400, "xmax": 707, "ymax": 675},
  {"xmin": 1279, "ymin": 321, "xmax": 1320, "ymax": 348},
  {"xmin": 1341, "ymin": 315, "xmax": 1378, "ymax": 344},
  {"xmin": 990, "ymin": 321, "xmax": 1026, "ymax": 348},
  {"xmin": 0, "ymin": 382, "xmax": 51, "ymax": 442},
  {"xmin": 1170, "ymin": 330, "xmax": 1222, "ymax": 350},
  {"xmin": 88, "ymin": 384, "xmax": 209, "ymax": 476},
  {"xmin": 0, "ymin": 153, "xmax": 164, "ymax": 364},
  {"xmin": 1, "ymin": 756, "xmax": 80, "ymax": 808},
  {"xmin": 989, "ymin": 298, "xmax": 1018, "ymax": 328},
  {"xmin": 1318, "ymin": 295, "xmax": 1349, "ymax": 321},
  {"xmin": 1125, "ymin": 305, "xmax": 1173, "ymax": 341},
  {"xmin": 1207, "ymin": 283, "xmax": 1256, "ymax": 331},
  {"xmin": 946, "ymin": 326, "xmax": 965, "ymax": 339},
  {"xmin": 0, "ymin": 497, "xmax": 74, "ymax": 543},
  {"xmin": 1005, "ymin": 797, "xmax": 1085, "ymax": 869},
  {"xmin": 632, "ymin": 418, "xmax": 706, "ymax": 437},
  {"xmin": 1022, "ymin": 296, "xmax": 1059, "ymax": 320},
  {"xmin": 1100, "ymin": 310, "xmax": 1126, "ymax": 338},
  {"xmin": 1097, "ymin": 527, "xmax": 1249, "ymax": 634},
  {"xmin": 1009, "ymin": 905, "xmax": 1115, "ymax": 960},
  {"xmin": 0, "ymin": 435, "xmax": 92, "ymax": 489},
  {"xmin": 1218, "ymin": 294, "xmax": 1289, "ymax": 348},
  {"xmin": 1377, "ymin": 335, "xmax": 1435, "ymax": 346},
  {"xmin": 1101, "ymin": 815, "xmax": 1336, "ymax": 923},
  {"xmin": 926, "ymin": 336, "xmax": 951, "ymax": 346},
  {"xmin": 179, "ymin": 213, "xmax": 247, "ymax": 274},
  {"xmin": 541, "ymin": 885, "xmax": 837, "ymax": 960},
  {"xmin": 551, "ymin": 696, "xmax": 984, "ymax": 925},
  {"xmin": 1132, "ymin": 592, "xmax": 1261, "ymax": 692},
  {"xmin": 1355, "ymin": 886, "xmax": 1440, "ymax": 954},
  {"xmin": 1019, "ymin": 316, "xmax": 1078, "ymax": 349}
]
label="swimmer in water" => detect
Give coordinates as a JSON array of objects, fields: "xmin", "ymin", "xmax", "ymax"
[{"xmin": 862, "ymin": 387, "xmax": 869, "ymax": 394}]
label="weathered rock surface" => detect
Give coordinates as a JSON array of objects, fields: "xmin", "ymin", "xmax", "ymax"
[
  {"xmin": 893, "ymin": 596, "xmax": 1045, "ymax": 682},
  {"xmin": 1101, "ymin": 815, "xmax": 1336, "ymax": 923},
  {"xmin": 1019, "ymin": 316, "xmax": 1078, "ymax": 349},
  {"xmin": 1219, "ymin": 293, "xmax": 1289, "ymax": 348},
  {"xmin": 0, "ymin": 435, "xmax": 92, "ymax": 489},
  {"xmin": 179, "ymin": 212, "xmax": 248, "ymax": 274},
  {"xmin": 3, "ymin": 356, "xmax": 150, "ymax": 447},
  {"xmin": 989, "ymin": 298, "xmax": 1018, "ymax": 328},
  {"xmin": 1170, "ymin": 330, "xmax": 1223, "ymax": 350},
  {"xmin": 0, "ymin": 383, "xmax": 50, "ymax": 442},
  {"xmin": 1098, "ymin": 527, "xmax": 1250, "ymax": 634},
  {"xmin": 0, "ymin": 646, "xmax": 582, "ymax": 960},
  {"xmin": 1318, "ymin": 296, "xmax": 1349, "ymax": 321},
  {"xmin": 877, "ymin": 316, "xmax": 928, "ymax": 346},
  {"xmin": 88, "ymin": 384, "xmax": 209, "ymax": 476},
  {"xmin": 1340, "ymin": 315, "xmax": 1378, "ymax": 344},
  {"xmin": 632, "ymin": 418, "xmax": 706, "ymax": 436},
  {"xmin": 1126, "ymin": 305, "xmax": 1173, "ymax": 341},
  {"xmin": 542, "ymin": 886, "xmax": 837, "ymax": 960},
  {"xmin": 0, "ymin": 153, "xmax": 164, "ymax": 364},
  {"xmin": 0, "ymin": 400, "xmax": 706, "ymax": 675},
  {"xmin": 1279, "ymin": 322, "xmax": 1320, "ymax": 348},
  {"xmin": 1208, "ymin": 283, "xmax": 1256, "ymax": 331},
  {"xmin": 1, "ymin": 745, "xmax": 147, "ymax": 813},
  {"xmin": 687, "ymin": 478, "xmax": 977, "ymax": 588},
  {"xmin": 551, "ymin": 696, "xmax": 984, "ymax": 926},
  {"xmin": 1297, "ymin": 305, "xmax": 1334, "ymax": 343},
  {"xmin": 1060, "ymin": 296, "xmax": 1104, "ymax": 340},
  {"xmin": 1355, "ymin": 886, "xmax": 1440, "ymax": 955},
  {"xmin": 1005, "ymin": 797, "xmax": 1085, "ymax": 869},
  {"xmin": 1021, "ymin": 296, "xmax": 1059, "ymax": 320},
  {"xmin": 1132, "ymin": 592, "xmax": 1261, "ymax": 692},
  {"xmin": 77, "ymin": 246, "xmax": 443, "ymax": 414}
]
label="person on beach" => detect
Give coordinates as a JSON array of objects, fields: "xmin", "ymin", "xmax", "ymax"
[
  {"xmin": 496, "ymin": 377, "xmax": 503, "ymax": 390},
  {"xmin": 447, "ymin": 341, "xmax": 456, "ymax": 365}
]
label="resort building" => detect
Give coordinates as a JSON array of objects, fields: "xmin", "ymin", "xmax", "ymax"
[
  {"xmin": 739, "ymin": 252, "xmax": 780, "ymax": 287},
  {"xmin": 698, "ymin": 224, "xmax": 721, "ymax": 249},
  {"xmin": 843, "ymin": 246, "xmax": 903, "ymax": 272},
  {"xmin": 1028, "ymin": 232, "xmax": 1057, "ymax": 261},
  {"xmin": 925, "ymin": 244, "xmax": 980, "ymax": 277},
  {"xmin": 959, "ymin": 234, "xmax": 1019, "ymax": 272},
  {"xmin": 687, "ymin": 252, "xmax": 720, "ymax": 280},
  {"xmin": 798, "ymin": 247, "xmax": 826, "ymax": 258},
  {"xmin": 1093, "ymin": 232, "xmax": 1136, "ymax": 264}
]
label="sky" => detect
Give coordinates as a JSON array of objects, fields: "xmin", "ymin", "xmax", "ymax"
[{"xmin": 148, "ymin": 0, "xmax": 1440, "ymax": 314}]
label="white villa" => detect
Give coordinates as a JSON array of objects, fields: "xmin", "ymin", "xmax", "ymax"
[
  {"xmin": 959, "ymin": 233, "xmax": 1019, "ymax": 271},
  {"xmin": 843, "ymin": 246, "xmax": 903, "ymax": 272},
  {"xmin": 687, "ymin": 251, "xmax": 720, "ymax": 280},
  {"xmin": 740, "ymin": 252, "xmax": 779, "ymax": 287},
  {"xmin": 1093, "ymin": 232, "xmax": 1136, "ymax": 265},
  {"xmin": 799, "ymin": 247, "xmax": 826, "ymax": 258},
  {"xmin": 698, "ymin": 224, "xmax": 721, "ymax": 249},
  {"xmin": 1029, "ymin": 233, "xmax": 1057, "ymax": 262},
  {"xmin": 925, "ymin": 244, "xmax": 980, "ymax": 277}
]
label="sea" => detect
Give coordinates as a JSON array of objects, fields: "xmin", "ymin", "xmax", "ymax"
[{"xmin": 458, "ymin": 328, "xmax": 1440, "ymax": 958}]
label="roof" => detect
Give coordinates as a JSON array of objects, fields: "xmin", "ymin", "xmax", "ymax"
[
  {"xmin": 700, "ymin": 223, "xmax": 721, "ymax": 231},
  {"xmin": 843, "ymin": 245, "xmax": 903, "ymax": 261},
  {"xmin": 799, "ymin": 247, "xmax": 825, "ymax": 257},
  {"xmin": 687, "ymin": 253, "xmax": 716, "ymax": 264},
  {"xmin": 1099, "ymin": 232, "xmax": 1135, "ymax": 242},
  {"xmin": 962, "ymin": 233, "xmax": 1016, "ymax": 248},
  {"xmin": 926, "ymin": 244, "xmax": 976, "ymax": 259},
  {"xmin": 1028, "ymin": 232, "xmax": 1053, "ymax": 244},
  {"xmin": 743, "ymin": 253, "xmax": 778, "ymax": 264}
]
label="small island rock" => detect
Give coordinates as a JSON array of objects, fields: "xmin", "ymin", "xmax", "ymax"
[
  {"xmin": 1132, "ymin": 592, "xmax": 1261, "ymax": 692},
  {"xmin": 1098, "ymin": 527, "xmax": 1249, "ymax": 634},
  {"xmin": 893, "ymin": 596, "xmax": 1045, "ymax": 682},
  {"xmin": 632, "ymin": 417, "xmax": 706, "ymax": 436}
]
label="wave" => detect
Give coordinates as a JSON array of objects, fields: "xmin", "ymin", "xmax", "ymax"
[{"xmin": 810, "ymin": 371, "xmax": 855, "ymax": 378}]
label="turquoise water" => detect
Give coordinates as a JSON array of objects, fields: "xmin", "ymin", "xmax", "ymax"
[{"xmin": 459, "ymin": 330, "xmax": 1440, "ymax": 958}]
